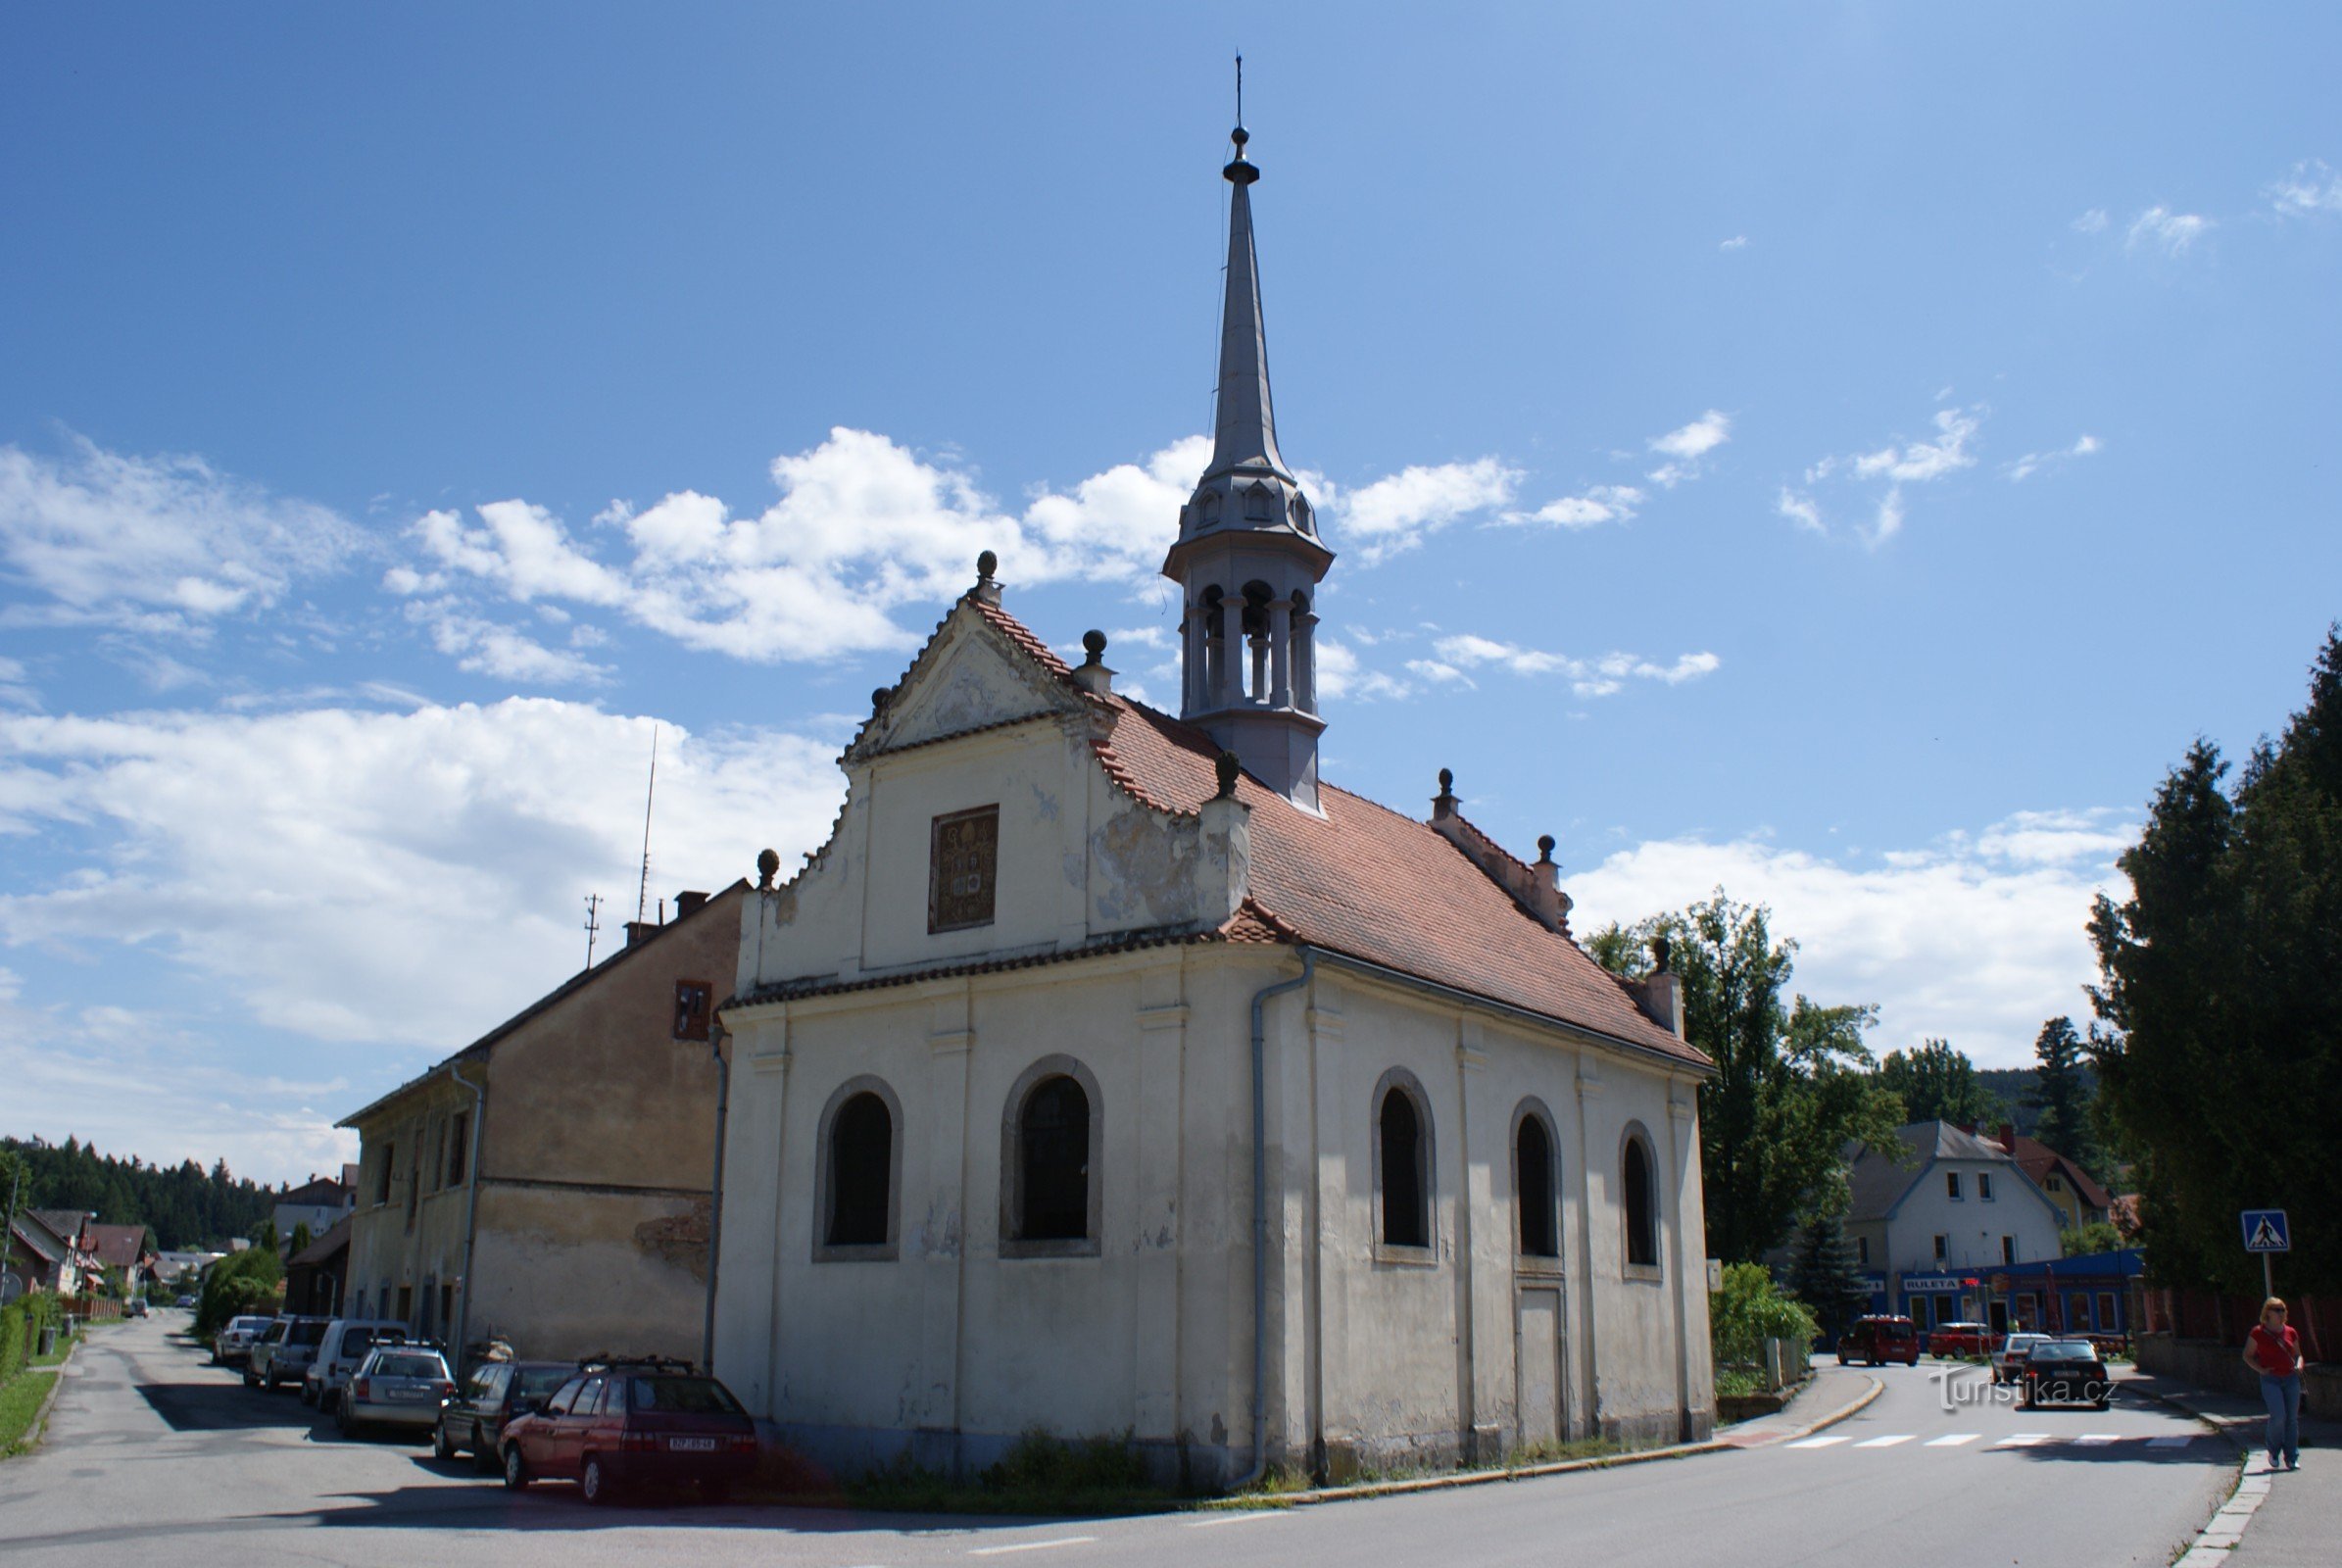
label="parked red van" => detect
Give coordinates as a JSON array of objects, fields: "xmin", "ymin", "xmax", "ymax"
[{"xmin": 1837, "ymin": 1315, "xmax": 1922, "ymax": 1366}]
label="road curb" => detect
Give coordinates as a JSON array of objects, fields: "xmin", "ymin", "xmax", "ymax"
[
  {"xmin": 1210, "ymin": 1375, "xmax": 1886, "ymax": 1510},
  {"xmin": 2117, "ymin": 1375, "xmax": 2266, "ymax": 1568},
  {"xmin": 9, "ymin": 1335, "xmax": 81, "ymax": 1460}
]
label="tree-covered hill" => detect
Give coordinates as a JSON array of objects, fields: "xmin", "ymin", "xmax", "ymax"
[{"xmin": 2, "ymin": 1136, "xmax": 278, "ymax": 1251}]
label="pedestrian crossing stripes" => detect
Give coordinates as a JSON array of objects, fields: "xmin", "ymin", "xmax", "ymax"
[{"xmin": 1785, "ymin": 1432, "xmax": 2197, "ymax": 1451}]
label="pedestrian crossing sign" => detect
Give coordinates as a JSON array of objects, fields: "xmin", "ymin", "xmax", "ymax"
[{"xmin": 2241, "ymin": 1208, "xmax": 2290, "ymax": 1253}]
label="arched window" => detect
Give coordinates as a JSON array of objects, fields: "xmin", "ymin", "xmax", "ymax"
[
  {"xmin": 1016, "ymin": 1074, "xmax": 1092, "ymax": 1243},
  {"xmin": 1622, "ymin": 1133, "xmax": 1660, "ymax": 1270},
  {"xmin": 1200, "ymin": 490, "xmax": 1222, "ymax": 525},
  {"xmin": 1378, "ymin": 1079, "xmax": 1431, "ymax": 1250},
  {"xmin": 1244, "ymin": 482, "xmax": 1273, "ymax": 521},
  {"xmin": 815, "ymin": 1078, "xmax": 902, "ymax": 1259},
  {"xmin": 1515, "ymin": 1111, "xmax": 1559, "ymax": 1260},
  {"xmin": 827, "ymin": 1094, "xmax": 892, "ymax": 1247}
]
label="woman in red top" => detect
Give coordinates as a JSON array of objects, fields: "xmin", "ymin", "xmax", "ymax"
[{"xmin": 2243, "ymin": 1297, "xmax": 2302, "ymax": 1470}]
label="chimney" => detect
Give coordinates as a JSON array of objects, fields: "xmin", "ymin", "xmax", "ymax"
[
  {"xmin": 1195, "ymin": 751, "xmax": 1253, "ymax": 923},
  {"xmin": 675, "ymin": 890, "xmax": 709, "ymax": 920},
  {"xmin": 624, "ymin": 919, "xmax": 660, "ymax": 948},
  {"xmin": 1997, "ymin": 1122, "xmax": 2016, "ymax": 1152}
]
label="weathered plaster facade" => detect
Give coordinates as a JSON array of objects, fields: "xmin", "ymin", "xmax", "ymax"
[{"xmin": 342, "ymin": 885, "xmax": 744, "ymax": 1362}]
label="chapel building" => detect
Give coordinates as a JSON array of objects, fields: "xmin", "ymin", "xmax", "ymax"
[{"xmin": 710, "ymin": 119, "xmax": 1717, "ymax": 1486}]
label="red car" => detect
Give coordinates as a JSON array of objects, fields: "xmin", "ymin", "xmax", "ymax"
[
  {"xmin": 498, "ymin": 1357, "xmax": 758, "ymax": 1505},
  {"xmin": 1836, "ymin": 1315, "xmax": 1922, "ymax": 1367},
  {"xmin": 1926, "ymin": 1321, "xmax": 2001, "ymax": 1358}
]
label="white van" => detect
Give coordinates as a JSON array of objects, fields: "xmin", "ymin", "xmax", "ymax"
[{"xmin": 302, "ymin": 1318, "xmax": 411, "ymax": 1411}]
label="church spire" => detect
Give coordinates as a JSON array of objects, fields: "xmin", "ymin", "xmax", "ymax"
[
  {"xmin": 1161, "ymin": 83, "xmax": 1334, "ymax": 813},
  {"xmin": 1205, "ymin": 118, "xmax": 1291, "ymax": 483}
]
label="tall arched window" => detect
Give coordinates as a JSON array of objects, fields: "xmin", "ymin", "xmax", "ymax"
[
  {"xmin": 1017, "ymin": 1074, "xmax": 1092, "ymax": 1243},
  {"xmin": 815, "ymin": 1078, "xmax": 902, "ymax": 1259},
  {"xmin": 827, "ymin": 1093, "xmax": 893, "ymax": 1247},
  {"xmin": 1515, "ymin": 1111, "xmax": 1559, "ymax": 1260},
  {"xmin": 1379, "ymin": 1082, "xmax": 1430, "ymax": 1250},
  {"xmin": 1623, "ymin": 1133, "xmax": 1660, "ymax": 1270}
]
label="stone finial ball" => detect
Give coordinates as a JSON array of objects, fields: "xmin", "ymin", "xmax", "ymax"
[
  {"xmin": 871, "ymin": 687, "xmax": 891, "ymax": 710},
  {"xmin": 1232, "ymin": 125, "xmax": 1250, "ymax": 147},
  {"xmin": 1438, "ymin": 766, "xmax": 1454, "ymax": 794},
  {"xmin": 756, "ymin": 847, "xmax": 781, "ymax": 888},
  {"xmin": 1653, "ymin": 934, "xmax": 1673, "ymax": 973},
  {"xmin": 1083, "ymin": 628, "xmax": 1107, "ymax": 659},
  {"xmin": 1215, "ymin": 750, "xmax": 1241, "ymax": 798},
  {"xmin": 1537, "ymin": 834, "xmax": 1557, "ymax": 861},
  {"xmin": 977, "ymin": 549, "xmax": 999, "ymax": 579}
]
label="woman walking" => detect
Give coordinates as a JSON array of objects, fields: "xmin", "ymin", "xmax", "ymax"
[{"xmin": 2243, "ymin": 1297, "xmax": 2303, "ymax": 1471}]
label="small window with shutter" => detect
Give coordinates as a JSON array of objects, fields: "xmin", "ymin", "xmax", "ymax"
[
  {"xmin": 929, "ymin": 806, "xmax": 1000, "ymax": 933},
  {"xmin": 673, "ymin": 980, "xmax": 712, "ymax": 1042}
]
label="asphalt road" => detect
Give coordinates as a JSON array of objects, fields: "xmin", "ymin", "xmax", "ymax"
[{"xmin": 0, "ymin": 1316, "xmax": 2236, "ymax": 1567}]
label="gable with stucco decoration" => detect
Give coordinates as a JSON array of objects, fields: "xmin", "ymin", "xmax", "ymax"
[{"xmin": 858, "ymin": 615, "xmax": 1080, "ymax": 758}]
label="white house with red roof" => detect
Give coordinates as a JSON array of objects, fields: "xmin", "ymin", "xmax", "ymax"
[{"xmin": 711, "ymin": 117, "xmax": 1718, "ymax": 1487}]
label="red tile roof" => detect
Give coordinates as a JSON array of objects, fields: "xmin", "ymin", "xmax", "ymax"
[
  {"xmin": 1089, "ymin": 697, "xmax": 1708, "ymax": 1070},
  {"xmin": 81, "ymin": 1222, "xmax": 150, "ymax": 1269},
  {"xmin": 1998, "ymin": 1131, "xmax": 2113, "ymax": 1211}
]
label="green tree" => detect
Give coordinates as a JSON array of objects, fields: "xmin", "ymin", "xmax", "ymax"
[
  {"xmin": 1789, "ymin": 1208, "xmax": 1874, "ymax": 1343},
  {"xmin": 2059, "ymin": 1221, "xmax": 2123, "ymax": 1258},
  {"xmin": 252, "ymin": 1218, "xmax": 277, "ymax": 1253},
  {"xmin": 1877, "ymin": 1039, "xmax": 2004, "ymax": 1127},
  {"xmin": 2090, "ymin": 629, "xmax": 2342, "ymax": 1293},
  {"xmin": 1592, "ymin": 892, "xmax": 1905, "ymax": 1264},
  {"xmin": 195, "ymin": 1246, "xmax": 282, "ymax": 1336},
  {"xmin": 2029, "ymin": 1017, "xmax": 2102, "ymax": 1176},
  {"xmin": 1708, "ymin": 1261, "xmax": 1820, "ymax": 1368},
  {"xmin": 286, "ymin": 1221, "xmax": 313, "ymax": 1257}
]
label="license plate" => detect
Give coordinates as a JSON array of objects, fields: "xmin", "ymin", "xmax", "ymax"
[
  {"xmin": 387, "ymin": 1387, "xmax": 425, "ymax": 1400},
  {"xmin": 667, "ymin": 1437, "xmax": 718, "ymax": 1451}
]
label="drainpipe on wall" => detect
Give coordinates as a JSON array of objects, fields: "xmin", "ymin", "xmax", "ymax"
[
  {"xmin": 702, "ymin": 1019, "xmax": 731, "ymax": 1372},
  {"xmin": 449, "ymin": 1062, "xmax": 488, "ymax": 1372},
  {"xmin": 1235, "ymin": 948, "xmax": 1314, "ymax": 1493}
]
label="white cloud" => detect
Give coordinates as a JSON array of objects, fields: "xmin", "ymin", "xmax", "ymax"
[
  {"xmin": 0, "ymin": 700, "xmax": 846, "ymax": 1051},
  {"xmin": 2006, "ymin": 433, "xmax": 2102, "ymax": 483},
  {"xmin": 1720, "ymin": 235, "xmax": 1749, "ymax": 252},
  {"xmin": 1432, "ymin": 634, "xmax": 1720, "ymax": 698},
  {"xmin": 1795, "ymin": 406, "xmax": 1981, "ymax": 546},
  {"xmin": 1506, "ymin": 484, "xmax": 1645, "ymax": 530},
  {"xmin": 404, "ymin": 429, "xmax": 1218, "ymax": 666},
  {"xmin": 1568, "ymin": 808, "xmax": 2136, "ymax": 1068},
  {"xmin": 0, "ymin": 435, "xmax": 363, "ymax": 630},
  {"xmin": 1312, "ymin": 637, "xmax": 1414, "ymax": 703},
  {"xmin": 2267, "ymin": 159, "xmax": 2342, "ymax": 219},
  {"xmin": 2072, "ymin": 209, "xmax": 2109, "ymax": 234},
  {"xmin": 2126, "ymin": 205, "xmax": 2211, "ymax": 256},
  {"xmin": 1332, "ymin": 458, "xmax": 1519, "ymax": 565},
  {"xmin": 1647, "ymin": 411, "xmax": 1732, "ymax": 488},
  {"xmin": 1775, "ymin": 489, "xmax": 1825, "ymax": 535},
  {"xmin": 414, "ymin": 604, "xmax": 611, "ymax": 685}
]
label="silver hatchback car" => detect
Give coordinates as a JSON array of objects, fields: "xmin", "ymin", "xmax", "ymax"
[{"xmin": 335, "ymin": 1345, "xmax": 455, "ymax": 1440}]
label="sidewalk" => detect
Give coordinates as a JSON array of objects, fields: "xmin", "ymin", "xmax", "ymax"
[
  {"xmin": 1714, "ymin": 1363, "xmax": 1879, "ymax": 1446},
  {"xmin": 2120, "ymin": 1365, "xmax": 2339, "ymax": 1566}
]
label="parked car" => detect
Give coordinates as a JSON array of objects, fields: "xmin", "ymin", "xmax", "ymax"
[
  {"xmin": 174, "ymin": 1294, "xmax": 198, "ymax": 1309},
  {"xmin": 2019, "ymin": 1339, "xmax": 2113, "ymax": 1409},
  {"xmin": 249, "ymin": 1315, "xmax": 329, "ymax": 1391},
  {"xmin": 242, "ymin": 1319, "xmax": 290, "ymax": 1387},
  {"xmin": 213, "ymin": 1314, "xmax": 274, "ymax": 1367},
  {"xmin": 433, "ymin": 1360, "xmax": 575, "ymax": 1470},
  {"xmin": 499, "ymin": 1358, "xmax": 758, "ymax": 1504},
  {"xmin": 125, "ymin": 1298, "xmax": 149, "ymax": 1318},
  {"xmin": 336, "ymin": 1344, "xmax": 456, "ymax": 1440},
  {"xmin": 1927, "ymin": 1320, "xmax": 1996, "ymax": 1358},
  {"xmin": 303, "ymin": 1319, "xmax": 410, "ymax": 1410},
  {"xmin": 1836, "ymin": 1315, "xmax": 1922, "ymax": 1367},
  {"xmin": 1992, "ymin": 1331, "xmax": 2052, "ymax": 1384}
]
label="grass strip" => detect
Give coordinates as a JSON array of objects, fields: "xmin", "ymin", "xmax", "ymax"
[{"xmin": 0, "ymin": 1369, "xmax": 60, "ymax": 1458}]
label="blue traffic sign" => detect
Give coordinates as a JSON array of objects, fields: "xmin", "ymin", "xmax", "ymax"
[{"xmin": 2242, "ymin": 1209, "xmax": 2291, "ymax": 1253}]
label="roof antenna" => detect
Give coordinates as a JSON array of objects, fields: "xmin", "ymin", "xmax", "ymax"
[{"xmin": 635, "ymin": 724, "xmax": 659, "ymax": 923}]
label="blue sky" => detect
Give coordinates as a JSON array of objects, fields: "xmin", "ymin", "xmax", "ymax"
[{"xmin": 4, "ymin": 6, "xmax": 2337, "ymax": 1185}]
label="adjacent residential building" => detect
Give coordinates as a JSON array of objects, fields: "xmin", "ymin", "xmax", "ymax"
[
  {"xmin": 1843, "ymin": 1122, "xmax": 2068, "ymax": 1332},
  {"xmin": 711, "ymin": 122, "xmax": 1718, "ymax": 1488},
  {"xmin": 286, "ymin": 1216, "xmax": 350, "ymax": 1316},
  {"xmin": 1990, "ymin": 1124, "xmax": 2112, "ymax": 1233},
  {"xmin": 5, "ymin": 1209, "xmax": 79, "ymax": 1296},
  {"xmin": 80, "ymin": 1222, "xmax": 155, "ymax": 1296},
  {"xmin": 339, "ymin": 883, "xmax": 746, "ymax": 1363},
  {"xmin": 272, "ymin": 1171, "xmax": 357, "ymax": 1247}
]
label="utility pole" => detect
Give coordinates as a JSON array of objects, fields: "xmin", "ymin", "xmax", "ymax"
[{"xmin": 582, "ymin": 894, "xmax": 604, "ymax": 970}]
